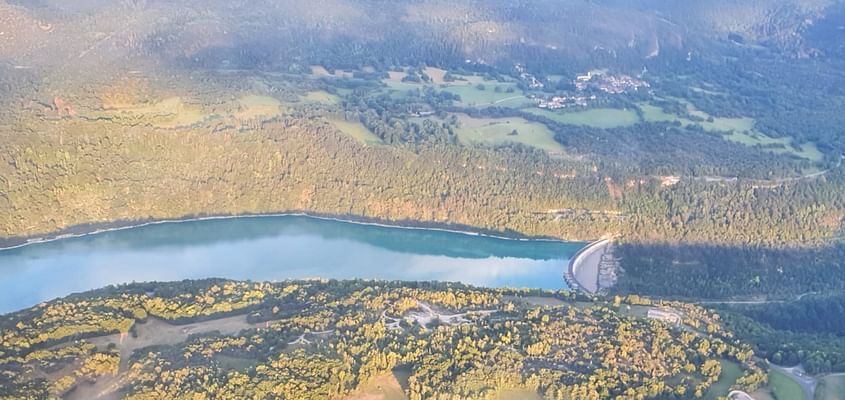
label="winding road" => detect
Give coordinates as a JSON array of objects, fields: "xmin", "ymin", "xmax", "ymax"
[{"xmin": 770, "ymin": 364, "xmax": 816, "ymax": 400}]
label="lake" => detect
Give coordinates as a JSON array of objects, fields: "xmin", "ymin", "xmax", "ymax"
[{"xmin": 0, "ymin": 216, "xmax": 584, "ymax": 314}]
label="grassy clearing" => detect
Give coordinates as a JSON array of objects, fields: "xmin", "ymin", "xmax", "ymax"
[
  {"xmin": 455, "ymin": 114, "xmax": 563, "ymax": 153},
  {"xmin": 618, "ymin": 305, "xmax": 653, "ymax": 319},
  {"xmin": 235, "ymin": 95, "xmax": 284, "ymax": 120},
  {"xmin": 493, "ymin": 389, "xmax": 543, "ymax": 400},
  {"xmin": 751, "ymin": 389, "xmax": 777, "ymax": 400},
  {"xmin": 97, "ymin": 97, "xmax": 213, "ymax": 128},
  {"xmin": 639, "ymin": 101, "xmax": 823, "ymax": 162},
  {"xmin": 704, "ymin": 360, "xmax": 744, "ymax": 399},
  {"xmin": 341, "ymin": 371, "xmax": 409, "ymax": 400},
  {"xmin": 523, "ymin": 107, "xmax": 640, "ymax": 129},
  {"xmin": 690, "ymin": 86, "xmax": 727, "ymax": 96},
  {"xmin": 215, "ymin": 355, "xmax": 258, "ymax": 372},
  {"xmin": 329, "ymin": 118, "xmax": 383, "ymax": 145},
  {"xmin": 769, "ymin": 369, "xmax": 805, "ymax": 400},
  {"xmin": 309, "ymin": 65, "xmax": 353, "ymax": 78},
  {"xmin": 423, "ymin": 67, "xmax": 447, "ymax": 84},
  {"xmin": 816, "ymin": 374, "xmax": 845, "ymax": 400},
  {"xmin": 442, "ymin": 82, "xmax": 527, "ymax": 107},
  {"xmin": 301, "ymin": 91, "xmax": 340, "ymax": 105},
  {"xmin": 724, "ymin": 131, "xmax": 824, "ymax": 162},
  {"xmin": 382, "ymin": 71, "xmax": 529, "ymax": 107}
]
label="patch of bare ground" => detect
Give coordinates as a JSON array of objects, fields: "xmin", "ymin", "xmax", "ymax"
[
  {"xmin": 339, "ymin": 369, "xmax": 410, "ymax": 400},
  {"xmin": 63, "ymin": 314, "xmax": 278, "ymax": 400}
]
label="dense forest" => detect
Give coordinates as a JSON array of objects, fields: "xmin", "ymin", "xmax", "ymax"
[{"xmin": 613, "ymin": 243, "xmax": 845, "ymax": 299}]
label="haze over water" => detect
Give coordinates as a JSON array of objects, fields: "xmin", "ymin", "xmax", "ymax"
[{"xmin": 0, "ymin": 216, "xmax": 583, "ymax": 314}]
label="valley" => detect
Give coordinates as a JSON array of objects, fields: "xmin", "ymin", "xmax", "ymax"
[{"xmin": 2, "ymin": 0, "xmax": 845, "ymax": 399}]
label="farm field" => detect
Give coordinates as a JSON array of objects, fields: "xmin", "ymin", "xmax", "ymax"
[
  {"xmin": 816, "ymin": 374, "xmax": 845, "ymax": 400},
  {"xmin": 455, "ymin": 114, "xmax": 564, "ymax": 154},
  {"xmin": 441, "ymin": 82, "xmax": 526, "ymax": 107},
  {"xmin": 329, "ymin": 118, "xmax": 383, "ymax": 145},
  {"xmin": 523, "ymin": 107, "xmax": 640, "ymax": 129}
]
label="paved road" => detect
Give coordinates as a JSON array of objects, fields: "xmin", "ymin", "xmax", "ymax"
[{"xmin": 770, "ymin": 364, "xmax": 816, "ymax": 400}]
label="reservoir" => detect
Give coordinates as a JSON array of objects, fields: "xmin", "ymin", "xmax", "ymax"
[{"xmin": 0, "ymin": 215, "xmax": 584, "ymax": 314}]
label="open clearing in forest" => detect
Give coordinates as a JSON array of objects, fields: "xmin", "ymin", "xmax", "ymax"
[
  {"xmin": 93, "ymin": 96, "xmax": 213, "ymax": 128},
  {"xmin": 767, "ymin": 368, "xmax": 806, "ymax": 400},
  {"xmin": 816, "ymin": 374, "xmax": 845, "ymax": 400},
  {"xmin": 493, "ymin": 389, "xmax": 543, "ymax": 400},
  {"xmin": 235, "ymin": 95, "xmax": 285, "ymax": 120},
  {"xmin": 454, "ymin": 114, "xmax": 564, "ymax": 154},
  {"xmin": 638, "ymin": 101, "xmax": 823, "ymax": 162},
  {"xmin": 442, "ymin": 82, "xmax": 526, "ymax": 107},
  {"xmin": 382, "ymin": 70, "xmax": 529, "ymax": 107},
  {"xmin": 64, "ymin": 315, "xmax": 271, "ymax": 400},
  {"xmin": 705, "ymin": 360, "xmax": 744, "ymax": 399},
  {"xmin": 342, "ymin": 369, "xmax": 411, "ymax": 400},
  {"xmin": 523, "ymin": 107, "xmax": 640, "ymax": 129},
  {"xmin": 310, "ymin": 65, "xmax": 354, "ymax": 78},
  {"xmin": 301, "ymin": 91, "xmax": 340, "ymax": 105},
  {"xmin": 329, "ymin": 118, "xmax": 383, "ymax": 145}
]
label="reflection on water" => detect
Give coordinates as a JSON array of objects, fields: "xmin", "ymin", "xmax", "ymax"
[{"xmin": 0, "ymin": 216, "xmax": 584, "ymax": 314}]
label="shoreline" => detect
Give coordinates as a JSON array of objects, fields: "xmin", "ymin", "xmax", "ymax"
[
  {"xmin": 565, "ymin": 239, "xmax": 611, "ymax": 294},
  {"xmin": 0, "ymin": 211, "xmax": 588, "ymax": 252}
]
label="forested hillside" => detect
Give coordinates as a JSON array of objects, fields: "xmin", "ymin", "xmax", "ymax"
[{"xmin": 1, "ymin": 0, "xmax": 845, "ymax": 301}]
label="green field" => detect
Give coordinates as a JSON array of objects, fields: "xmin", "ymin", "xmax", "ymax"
[
  {"xmin": 301, "ymin": 91, "xmax": 340, "ymax": 105},
  {"xmin": 705, "ymin": 360, "xmax": 744, "ymax": 399},
  {"xmin": 769, "ymin": 369, "xmax": 805, "ymax": 400},
  {"xmin": 523, "ymin": 107, "xmax": 641, "ymax": 129},
  {"xmin": 638, "ymin": 101, "xmax": 823, "ymax": 162},
  {"xmin": 442, "ymin": 82, "xmax": 528, "ymax": 107},
  {"xmin": 329, "ymin": 119, "xmax": 383, "ymax": 145},
  {"xmin": 235, "ymin": 95, "xmax": 285, "ymax": 120},
  {"xmin": 381, "ymin": 70, "xmax": 530, "ymax": 107},
  {"xmin": 455, "ymin": 114, "xmax": 564, "ymax": 153},
  {"xmin": 816, "ymin": 374, "xmax": 845, "ymax": 400}
]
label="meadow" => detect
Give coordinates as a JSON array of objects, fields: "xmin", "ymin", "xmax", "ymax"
[
  {"xmin": 523, "ymin": 107, "xmax": 641, "ymax": 129},
  {"xmin": 454, "ymin": 114, "xmax": 564, "ymax": 154},
  {"xmin": 816, "ymin": 374, "xmax": 845, "ymax": 400},
  {"xmin": 704, "ymin": 360, "xmax": 744, "ymax": 400},
  {"xmin": 768, "ymin": 369, "xmax": 805, "ymax": 400},
  {"xmin": 638, "ymin": 101, "xmax": 823, "ymax": 162},
  {"xmin": 329, "ymin": 118, "xmax": 383, "ymax": 145}
]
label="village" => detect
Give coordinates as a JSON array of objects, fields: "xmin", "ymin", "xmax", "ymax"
[{"xmin": 529, "ymin": 68, "xmax": 651, "ymax": 110}]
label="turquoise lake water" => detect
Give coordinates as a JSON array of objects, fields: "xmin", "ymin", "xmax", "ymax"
[{"xmin": 0, "ymin": 216, "xmax": 584, "ymax": 313}]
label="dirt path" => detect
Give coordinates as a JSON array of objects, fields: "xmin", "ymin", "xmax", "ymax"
[
  {"xmin": 65, "ymin": 314, "xmax": 278, "ymax": 400},
  {"xmin": 677, "ymin": 154, "xmax": 843, "ymax": 186},
  {"xmin": 407, "ymin": 302, "xmax": 495, "ymax": 327}
]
